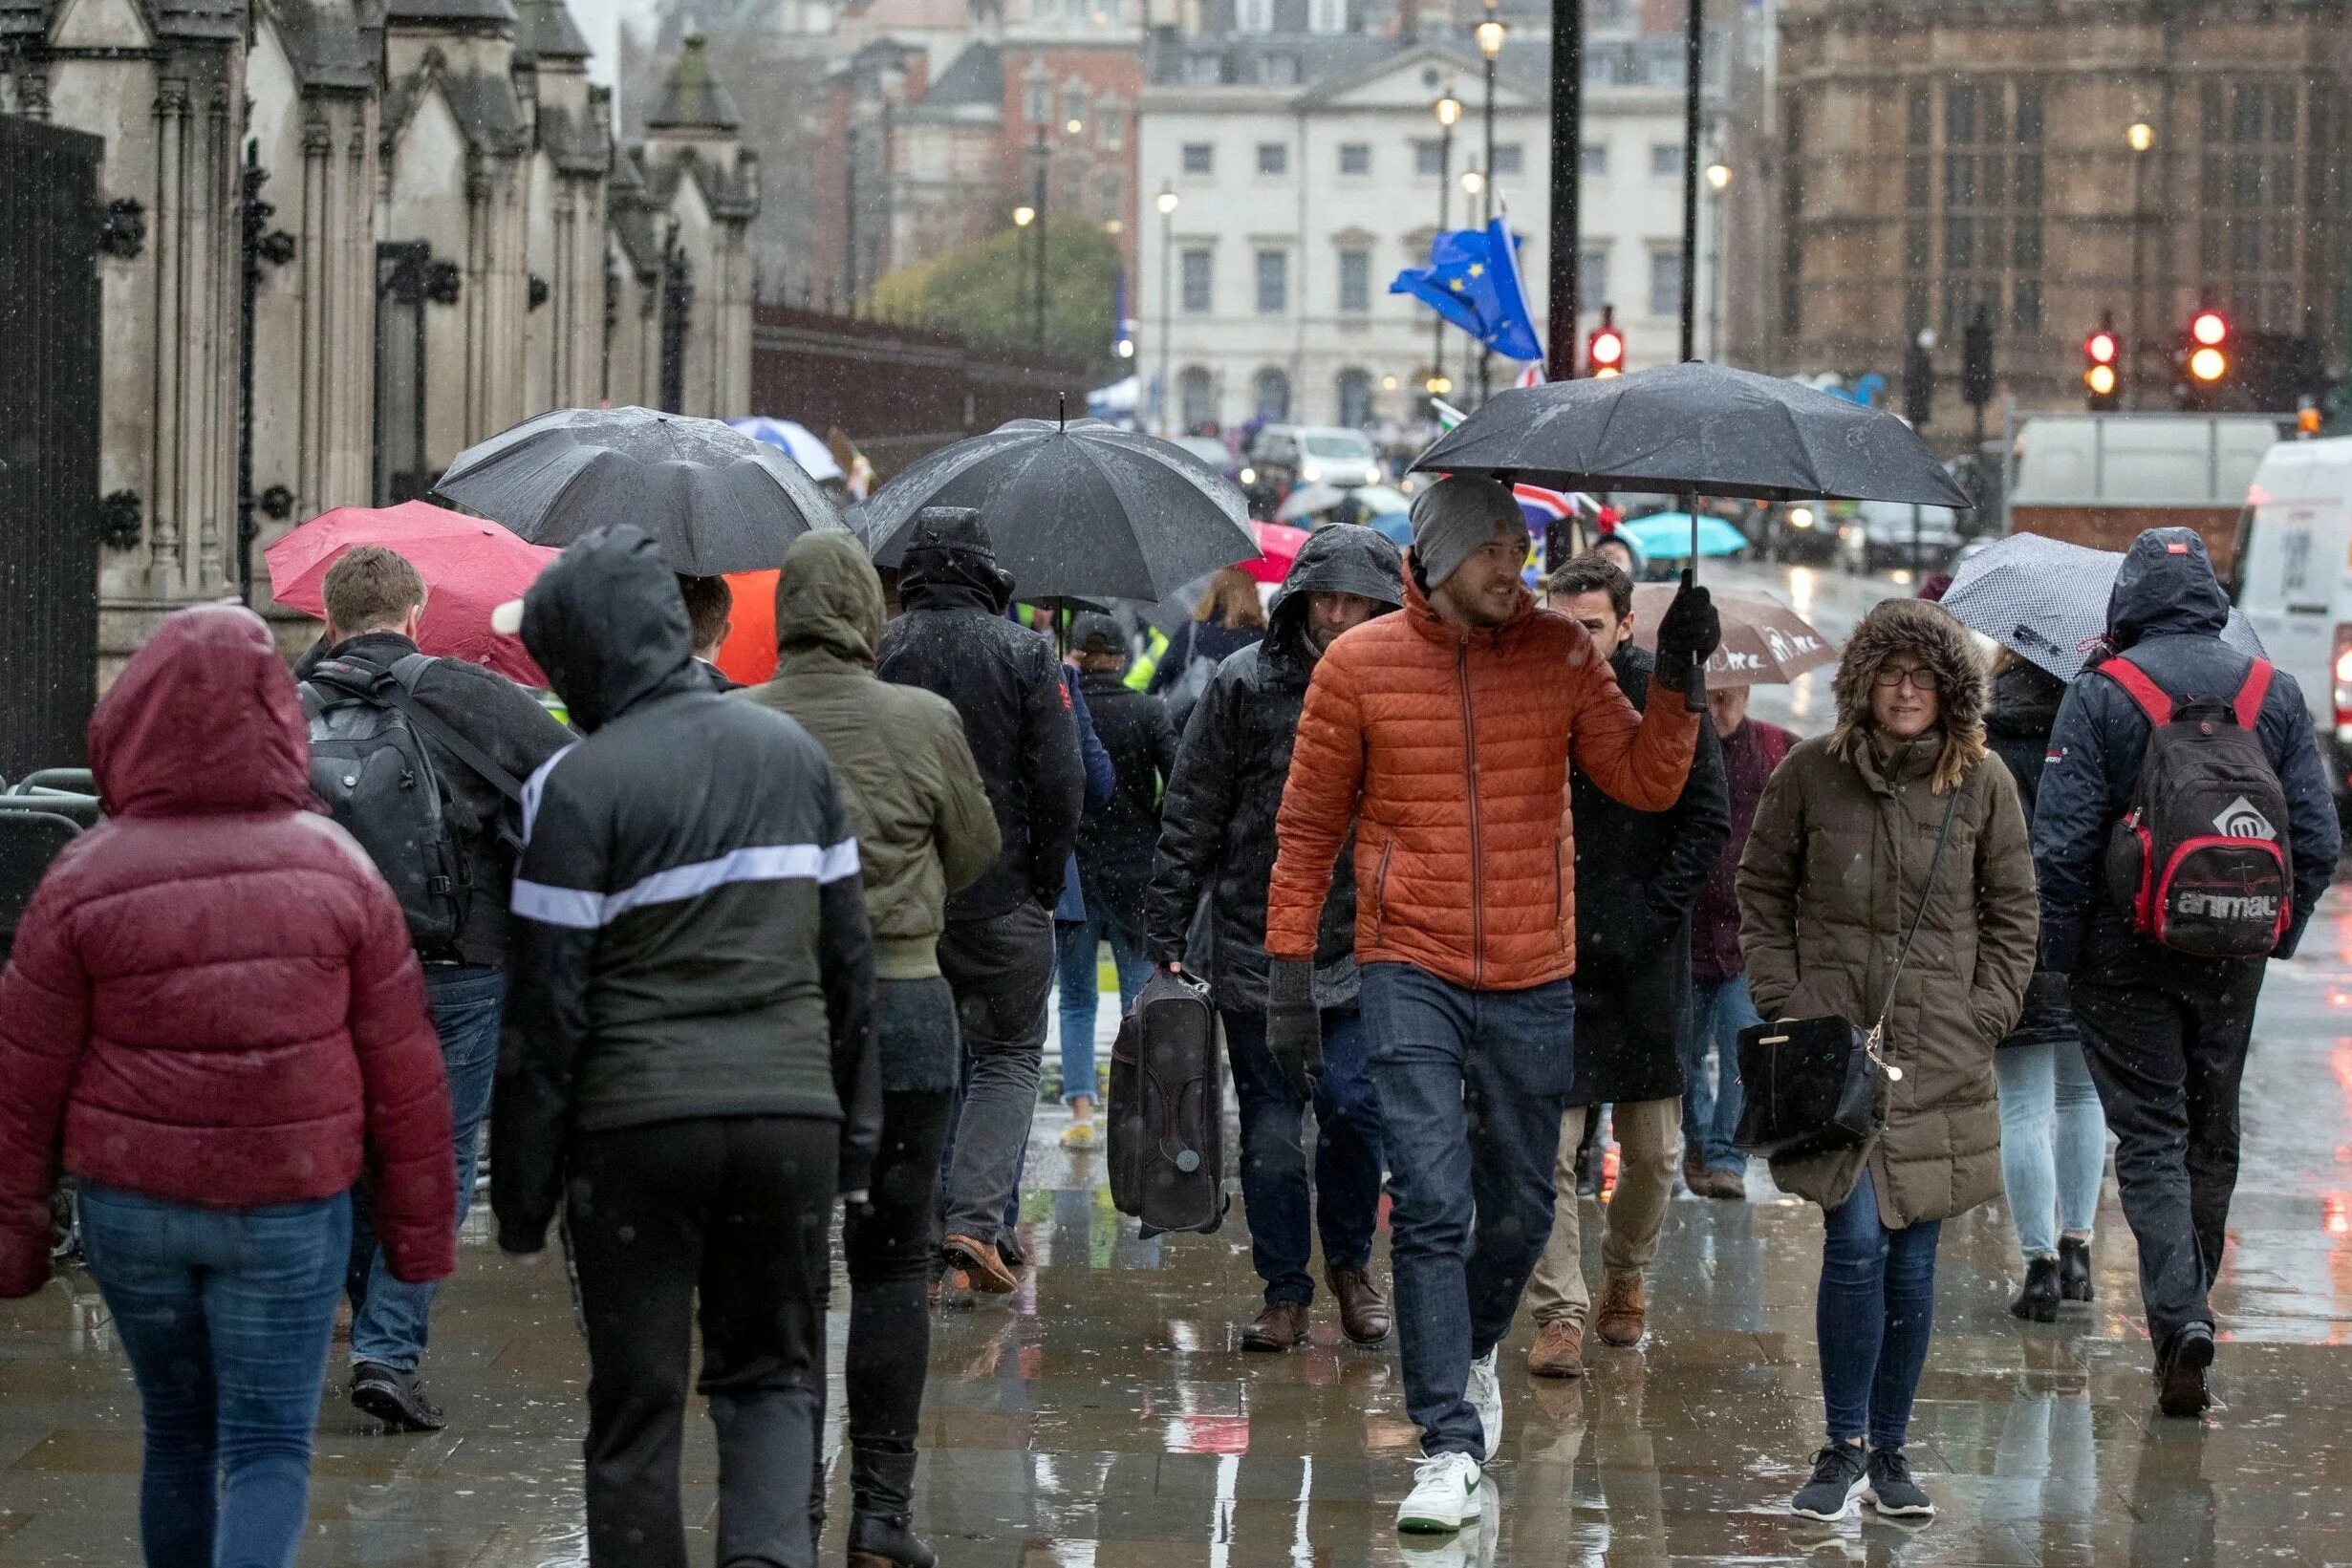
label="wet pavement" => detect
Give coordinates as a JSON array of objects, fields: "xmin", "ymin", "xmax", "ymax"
[{"xmin": 6, "ymin": 565, "xmax": 2351, "ymax": 1564}]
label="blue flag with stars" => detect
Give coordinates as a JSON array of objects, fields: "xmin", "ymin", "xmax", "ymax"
[{"xmin": 1389, "ymin": 218, "xmax": 1544, "ymax": 363}]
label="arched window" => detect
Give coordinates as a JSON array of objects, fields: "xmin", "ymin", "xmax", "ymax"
[
  {"xmin": 1178, "ymin": 366, "xmax": 1216, "ymax": 431},
  {"xmin": 1253, "ymin": 367, "xmax": 1291, "ymax": 420},
  {"xmin": 1335, "ymin": 367, "xmax": 1374, "ymax": 428}
]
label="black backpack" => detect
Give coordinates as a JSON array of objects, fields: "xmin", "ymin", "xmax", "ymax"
[
  {"xmin": 2099, "ymin": 654, "xmax": 2293, "ymax": 958},
  {"xmin": 301, "ymin": 654, "xmax": 521, "ymax": 956}
]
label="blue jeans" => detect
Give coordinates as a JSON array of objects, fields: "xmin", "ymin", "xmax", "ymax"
[
  {"xmin": 349, "ymin": 964, "xmax": 502, "ymax": 1371},
  {"xmin": 1222, "ymin": 1006, "xmax": 1385, "ymax": 1305},
  {"xmin": 1684, "ymin": 975, "xmax": 1756, "ymax": 1174},
  {"xmin": 1360, "ymin": 962, "xmax": 1576, "ymax": 1461},
  {"xmin": 1054, "ymin": 914, "xmax": 1150, "ymax": 1106},
  {"xmin": 1818, "ymin": 1165, "xmax": 1941, "ymax": 1449},
  {"xmin": 78, "ymin": 1185, "xmax": 351, "ymax": 1568},
  {"xmin": 1996, "ymin": 1036, "xmax": 2105, "ymax": 1261}
]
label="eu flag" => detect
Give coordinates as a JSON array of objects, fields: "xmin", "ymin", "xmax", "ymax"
[{"xmin": 1389, "ymin": 219, "xmax": 1544, "ymax": 363}]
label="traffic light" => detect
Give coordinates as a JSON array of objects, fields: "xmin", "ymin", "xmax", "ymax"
[
  {"xmin": 2083, "ymin": 312, "xmax": 2120, "ymax": 411},
  {"xmin": 1903, "ymin": 333, "xmax": 1935, "ymax": 427},
  {"xmin": 1961, "ymin": 302, "xmax": 1996, "ymax": 415},
  {"xmin": 1587, "ymin": 306, "xmax": 1625, "ymax": 378},
  {"xmin": 2188, "ymin": 308, "xmax": 2231, "ymax": 386}
]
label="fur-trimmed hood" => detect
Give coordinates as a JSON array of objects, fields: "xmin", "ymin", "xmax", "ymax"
[{"xmin": 1828, "ymin": 597, "xmax": 1988, "ymax": 795}]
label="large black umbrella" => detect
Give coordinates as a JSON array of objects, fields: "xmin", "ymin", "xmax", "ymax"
[
  {"xmin": 433, "ymin": 405, "xmax": 841, "ymax": 575},
  {"xmin": 862, "ymin": 417, "xmax": 1256, "ymax": 602},
  {"xmin": 1413, "ymin": 363, "xmax": 1972, "ymax": 508}
]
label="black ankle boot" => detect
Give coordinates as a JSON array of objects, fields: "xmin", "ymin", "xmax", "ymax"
[
  {"xmin": 849, "ymin": 1446, "xmax": 936, "ymax": 1568},
  {"xmin": 2058, "ymin": 1236, "xmax": 2092, "ymax": 1303},
  {"xmin": 2011, "ymin": 1255, "xmax": 2061, "ymax": 1322}
]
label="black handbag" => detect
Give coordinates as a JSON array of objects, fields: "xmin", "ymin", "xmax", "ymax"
[{"xmin": 1735, "ymin": 787, "xmax": 1962, "ymax": 1162}]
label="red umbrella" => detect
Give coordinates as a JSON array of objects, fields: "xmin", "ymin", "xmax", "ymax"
[
  {"xmin": 266, "ymin": 501, "xmax": 557, "ymax": 686},
  {"xmin": 1240, "ymin": 520, "xmax": 1311, "ymax": 585}
]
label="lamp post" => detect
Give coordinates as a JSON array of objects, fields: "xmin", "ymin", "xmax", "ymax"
[
  {"xmin": 1475, "ymin": 10, "xmax": 1506, "ymax": 402},
  {"xmin": 1433, "ymin": 86, "xmax": 1461, "ymax": 401},
  {"xmin": 1677, "ymin": 0, "xmax": 1703, "ymax": 365},
  {"xmin": 1703, "ymin": 159, "xmax": 1730, "ymax": 362},
  {"xmin": 1156, "ymin": 183, "xmax": 1178, "ymax": 434},
  {"xmin": 2127, "ymin": 119, "xmax": 2152, "ymax": 407},
  {"xmin": 1012, "ymin": 202, "xmax": 1036, "ymax": 350}
]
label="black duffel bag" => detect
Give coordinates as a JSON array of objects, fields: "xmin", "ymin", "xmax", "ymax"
[{"xmin": 1736, "ymin": 788, "xmax": 1959, "ymax": 1162}]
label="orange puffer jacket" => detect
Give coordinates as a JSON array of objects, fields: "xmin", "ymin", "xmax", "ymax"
[{"xmin": 1265, "ymin": 560, "xmax": 1700, "ymax": 992}]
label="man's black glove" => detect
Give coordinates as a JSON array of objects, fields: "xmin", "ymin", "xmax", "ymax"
[
  {"xmin": 1265, "ymin": 958, "xmax": 1324, "ymax": 1102},
  {"xmin": 2021, "ymin": 970, "xmax": 2073, "ymax": 1035},
  {"xmin": 1651, "ymin": 569, "xmax": 1722, "ymax": 707}
]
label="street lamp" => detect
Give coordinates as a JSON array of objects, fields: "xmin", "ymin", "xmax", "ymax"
[
  {"xmin": 1432, "ymin": 86, "xmax": 1460, "ymax": 404},
  {"xmin": 1705, "ymin": 161, "xmax": 1731, "ymax": 191},
  {"xmin": 1155, "ymin": 183, "xmax": 1178, "ymax": 433},
  {"xmin": 1461, "ymin": 167, "xmax": 1485, "ymax": 197},
  {"xmin": 1475, "ymin": 11, "xmax": 1505, "ymax": 404},
  {"xmin": 2127, "ymin": 120, "xmax": 2153, "ymax": 153},
  {"xmin": 1012, "ymin": 204, "xmax": 1036, "ymax": 226},
  {"xmin": 2127, "ymin": 120, "xmax": 2153, "ymax": 406},
  {"xmin": 1702, "ymin": 160, "xmax": 1730, "ymax": 359}
]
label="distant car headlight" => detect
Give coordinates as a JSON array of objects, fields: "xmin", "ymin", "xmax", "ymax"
[
  {"xmin": 1239, "ymin": 467, "xmax": 1258, "ymax": 485},
  {"xmin": 1300, "ymin": 462, "xmax": 1322, "ymax": 483}
]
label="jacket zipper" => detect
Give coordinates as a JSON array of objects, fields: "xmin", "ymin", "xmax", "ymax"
[
  {"xmin": 1371, "ymin": 841, "xmax": 1394, "ymax": 946},
  {"xmin": 1457, "ymin": 638, "xmax": 1484, "ymax": 986}
]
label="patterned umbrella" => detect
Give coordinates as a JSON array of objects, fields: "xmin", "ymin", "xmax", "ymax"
[
  {"xmin": 1629, "ymin": 584, "xmax": 1836, "ymax": 685},
  {"xmin": 1942, "ymin": 531, "xmax": 2266, "ymax": 682}
]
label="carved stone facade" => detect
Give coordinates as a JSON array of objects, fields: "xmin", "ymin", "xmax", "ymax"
[{"xmin": 1, "ymin": 0, "xmax": 756, "ymax": 667}]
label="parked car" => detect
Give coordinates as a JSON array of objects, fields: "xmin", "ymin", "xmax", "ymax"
[
  {"xmin": 1166, "ymin": 434, "xmax": 1235, "ymax": 478},
  {"xmin": 1247, "ymin": 425, "xmax": 1384, "ymax": 490},
  {"xmin": 1838, "ymin": 500, "xmax": 1966, "ymax": 574}
]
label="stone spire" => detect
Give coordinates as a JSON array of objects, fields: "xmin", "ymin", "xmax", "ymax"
[{"xmin": 644, "ymin": 30, "xmax": 741, "ymax": 132}]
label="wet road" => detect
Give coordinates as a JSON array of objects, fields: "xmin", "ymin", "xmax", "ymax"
[{"xmin": 5, "ymin": 568, "xmax": 2351, "ymax": 1564}]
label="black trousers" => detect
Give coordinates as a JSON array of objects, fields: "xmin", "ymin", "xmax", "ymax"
[
  {"xmin": 2070, "ymin": 939, "xmax": 2266, "ymax": 1348},
  {"xmin": 568, "ymin": 1114, "xmax": 837, "ymax": 1568},
  {"xmin": 846, "ymin": 1090, "xmax": 955, "ymax": 1463}
]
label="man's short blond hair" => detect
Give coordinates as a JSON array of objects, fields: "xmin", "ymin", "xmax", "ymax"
[{"xmin": 322, "ymin": 546, "xmax": 426, "ymax": 634}]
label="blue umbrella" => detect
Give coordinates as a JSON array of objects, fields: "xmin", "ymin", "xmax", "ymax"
[{"xmin": 1620, "ymin": 512, "xmax": 1748, "ymax": 559}]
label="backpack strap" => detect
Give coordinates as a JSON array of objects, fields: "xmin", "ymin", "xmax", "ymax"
[
  {"xmin": 376, "ymin": 654, "xmax": 527, "ymax": 804},
  {"xmin": 2097, "ymin": 655, "xmax": 2173, "ymax": 726},
  {"xmin": 2233, "ymin": 659, "xmax": 2274, "ymax": 730}
]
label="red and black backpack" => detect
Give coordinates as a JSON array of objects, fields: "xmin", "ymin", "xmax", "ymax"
[{"xmin": 2099, "ymin": 654, "xmax": 2292, "ymax": 958}]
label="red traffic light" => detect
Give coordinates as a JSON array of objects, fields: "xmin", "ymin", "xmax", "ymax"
[
  {"xmin": 2190, "ymin": 309, "xmax": 2229, "ymax": 347},
  {"xmin": 1588, "ymin": 327, "xmax": 1625, "ymax": 376},
  {"xmin": 2085, "ymin": 330, "xmax": 2118, "ymax": 366}
]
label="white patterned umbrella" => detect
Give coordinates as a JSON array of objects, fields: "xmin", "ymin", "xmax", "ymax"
[{"xmin": 1942, "ymin": 531, "xmax": 2265, "ymax": 682}]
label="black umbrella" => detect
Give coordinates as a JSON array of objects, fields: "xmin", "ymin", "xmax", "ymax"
[
  {"xmin": 863, "ymin": 417, "xmax": 1256, "ymax": 602},
  {"xmin": 433, "ymin": 405, "xmax": 841, "ymax": 575},
  {"xmin": 1413, "ymin": 363, "xmax": 1972, "ymax": 508}
]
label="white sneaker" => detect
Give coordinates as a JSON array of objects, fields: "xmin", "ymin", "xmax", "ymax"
[
  {"xmin": 1397, "ymin": 1450, "xmax": 1484, "ymax": 1534},
  {"xmin": 1466, "ymin": 1348, "xmax": 1502, "ymax": 1461}
]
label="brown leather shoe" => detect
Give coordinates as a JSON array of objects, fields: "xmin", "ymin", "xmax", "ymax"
[
  {"xmin": 1527, "ymin": 1319, "xmax": 1585, "ymax": 1378},
  {"xmin": 1684, "ymin": 1152, "xmax": 1706, "ymax": 1192},
  {"xmin": 1705, "ymin": 1167, "xmax": 1748, "ymax": 1201},
  {"xmin": 941, "ymin": 1234, "xmax": 1019, "ymax": 1295},
  {"xmin": 1240, "ymin": 1300, "xmax": 1309, "ymax": 1351},
  {"xmin": 1593, "ymin": 1269, "xmax": 1648, "ymax": 1347},
  {"xmin": 1325, "ymin": 1266, "xmax": 1391, "ymax": 1344}
]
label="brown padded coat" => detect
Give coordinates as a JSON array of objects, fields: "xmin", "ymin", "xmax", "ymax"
[
  {"xmin": 1736, "ymin": 599, "xmax": 2039, "ymax": 1229},
  {"xmin": 1265, "ymin": 556, "xmax": 1700, "ymax": 991}
]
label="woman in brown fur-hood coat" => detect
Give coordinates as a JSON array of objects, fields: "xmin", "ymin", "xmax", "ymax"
[{"xmin": 1736, "ymin": 598, "xmax": 2039, "ymax": 1493}]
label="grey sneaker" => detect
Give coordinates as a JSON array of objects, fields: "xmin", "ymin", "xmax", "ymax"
[
  {"xmin": 351, "ymin": 1362, "xmax": 447, "ymax": 1433},
  {"xmin": 1789, "ymin": 1442, "xmax": 1866, "ymax": 1521},
  {"xmin": 1865, "ymin": 1446, "xmax": 1934, "ymax": 1517}
]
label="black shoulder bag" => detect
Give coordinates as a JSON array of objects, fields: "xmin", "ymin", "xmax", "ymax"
[{"xmin": 1733, "ymin": 786, "xmax": 1963, "ymax": 1162}]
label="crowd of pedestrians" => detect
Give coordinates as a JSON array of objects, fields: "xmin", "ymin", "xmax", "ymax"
[{"xmin": 0, "ymin": 485, "xmax": 2337, "ymax": 1565}]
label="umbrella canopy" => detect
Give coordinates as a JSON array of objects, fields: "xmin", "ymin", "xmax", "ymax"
[
  {"xmin": 862, "ymin": 417, "xmax": 1257, "ymax": 601},
  {"xmin": 727, "ymin": 417, "xmax": 846, "ymax": 483},
  {"xmin": 1241, "ymin": 521, "xmax": 1311, "ymax": 584},
  {"xmin": 1619, "ymin": 512, "xmax": 1751, "ymax": 559},
  {"xmin": 1411, "ymin": 362, "xmax": 1973, "ymax": 507},
  {"xmin": 435, "ymin": 405, "xmax": 842, "ymax": 575},
  {"xmin": 265, "ymin": 501, "xmax": 555, "ymax": 686},
  {"xmin": 1942, "ymin": 531, "xmax": 2267, "ymax": 682},
  {"xmin": 1629, "ymin": 583, "xmax": 1836, "ymax": 685},
  {"xmin": 1276, "ymin": 482, "xmax": 1349, "ymax": 523}
]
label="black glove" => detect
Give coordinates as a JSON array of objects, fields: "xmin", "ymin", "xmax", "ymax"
[
  {"xmin": 1651, "ymin": 569, "xmax": 1721, "ymax": 706},
  {"xmin": 1265, "ymin": 958, "xmax": 1324, "ymax": 1102},
  {"xmin": 2023, "ymin": 969, "xmax": 2072, "ymax": 1030}
]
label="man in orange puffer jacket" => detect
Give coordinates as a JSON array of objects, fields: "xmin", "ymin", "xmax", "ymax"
[{"xmin": 1265, "ymin": 476, "xmax": 1717, "ymax": 1536}]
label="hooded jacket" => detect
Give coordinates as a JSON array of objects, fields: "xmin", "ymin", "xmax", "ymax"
[
  {"xmin": 1148, "ymin": 525, "xmax": 1404, "ymax": 1011},
  {"xmin": 2032, "ymin": 527, "xmax": 2339, "ymax": 972},
  {"xmin": 1266, "ymin": 548, "xmax": 1701, "ymax": 993},
  {"xmin": 875, "ymin": 511, "xmax": 1085, "ymax": 921},
  {"xmin": 1073, "ymin": 665, "xmax": 1178, "ymax": 937},
  {"xmin": 493, "ymin": 526, "xmax": 879, "ymax": 1254},
  {"xmin": 744, "ymin": 531, "xmax": 1001, "ymax": 983},
  {"xmin": 0, "ymin": 606, "xmax": 455, "ymax": 1297},
  {"xmin": 1737, "ymin": 598, "xmax": 2039, "ymax": 1227}
]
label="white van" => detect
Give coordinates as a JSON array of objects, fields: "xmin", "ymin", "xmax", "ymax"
[{"xmin": 2232, "ymin": 436, "xmax": 2352, "ymax": 805}]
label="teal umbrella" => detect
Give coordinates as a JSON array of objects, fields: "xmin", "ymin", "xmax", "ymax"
[{"xmin": 1619, "ymin": 512, "xmax": 1749, "ymax": 559}]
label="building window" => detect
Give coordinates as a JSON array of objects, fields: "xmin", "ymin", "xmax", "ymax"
[
  {"xmin": 1254, "ymin": 367, "xmax": 1291, "ymax": 419},
  {"xmin": 1236, "ymin": 0, "xmax": 1271, "ymax": 32},
  {"xmin": 1181, "ymin": 141, "xmax": 1214, "ymax": 176},
  {"xmin": 1256, "ymin": 248, "xmax": 1288, "ymax": 313},
  {"xmin": 1259, "ymin": 54, "xmax": 1301, "ymax": 86},
  {"xmin": 1098, "ymin": 170, "xmax": 1123, "ymax": 213},
  {"xmin": 1338, "ymin": 247, "xmax": 1370, "ymax": 312},
  {"xmin": 1063, "ymin": 84, "xmax": 1088, "ymax": 129},
  {"xmin": 1339, "ymin": 141, "xmax": 1370, "ymax": 176},
  {"xmin": 1024, "ymin": 78, "xmax": 1051, "ymax": 125},
  {"xmin": 1492, "ymin": 143, "xmax": 1524, "ymax": 179},
  {"xmin": 1413, "ymin": 140, "xmax": 1445, "ymax": 178},
  {"xmin": 1932, "ymin": 78, "xmax": 2045, "ymax": 337},
  {"xmin": 1308, "ymin": 0, "xmax": 1346, "ymax": 32},
  {"xmin": 1578, "ymin": 248, "xmax": 1608, "ymax": 312},
  {"xmin": 1062, "ymin": 160, "xmax": 1086, "ymax": 210},
  {"xmin": 1337, "ymin": 366, "xmax": 1373, "ymax": 427},
  {"xmin": 2201, "ymin": 80, "xmax": 2304, "ymax": 328},
  {"xmin": 1181, "ymin": 247, "xmax": 1213, "ymax": 312},
  {"xmin": 1257, "ymin": 141, "xmax": 1288, "ymax": 177},
  {"xmin": 1651, "ymin": 142, "xmax": 1682, "ymax": 179},
  {"xmin": 1179, "ymin": 366, "xmax": 1215, "ymax": 430},
  {"xmin": 1649, "ymin": 249, "xmax": 1683, "ymax": 318},
  {"xmin": 1581, "ymin": 142, "xmax": 1607, "ymax": 176}
]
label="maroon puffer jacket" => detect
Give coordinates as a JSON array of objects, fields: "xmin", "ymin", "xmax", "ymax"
[{"xmin": 0, "ymin": 605, "xmax": 455, "ymax": 1298}]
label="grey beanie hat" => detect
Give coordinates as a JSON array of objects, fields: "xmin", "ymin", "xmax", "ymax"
[{"xmin": 1410, "ymin": 476, "xmax": 1527, "ymax": 588}]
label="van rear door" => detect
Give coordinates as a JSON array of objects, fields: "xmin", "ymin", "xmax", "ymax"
[{"xmin": 2237, "ymin": 439, "xmax": 2352, "ymax": 734}]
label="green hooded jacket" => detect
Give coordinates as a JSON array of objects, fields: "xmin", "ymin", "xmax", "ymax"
[{"xmin": 744, "ymin": 532, "xmax": 1001, "ymax": 979}]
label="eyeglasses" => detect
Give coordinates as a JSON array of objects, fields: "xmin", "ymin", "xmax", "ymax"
[{"xmin": 1871, "ymin": 664, "xmax": 1941, "ymax": 693}]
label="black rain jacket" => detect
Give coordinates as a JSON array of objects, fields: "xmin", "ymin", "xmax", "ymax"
[
  {"xmin": 1146, "ymin": 525, "xmax": 1403, "ymax": 1012},
  {"xmin": 1073, "ymin": 669, "xmax": 1178, "ymax": 939},
  {"xmin": 492, "ymin": 526, "xmax": 879, "ymax": 1254}
]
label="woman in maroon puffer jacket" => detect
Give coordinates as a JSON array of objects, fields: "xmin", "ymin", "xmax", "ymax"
[{"xmin": 0, "ymin": 603, "xmax": 453, "ymax": 1567}]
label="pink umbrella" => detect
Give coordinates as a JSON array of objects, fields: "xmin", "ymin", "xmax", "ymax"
[
  {"xmin": 1240, "ymin": 520, "xmax": 1312, "ymax": 585},
  {"xmin": 266, "ymin": 501, "xmax": 556, "ymax": 686}
]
